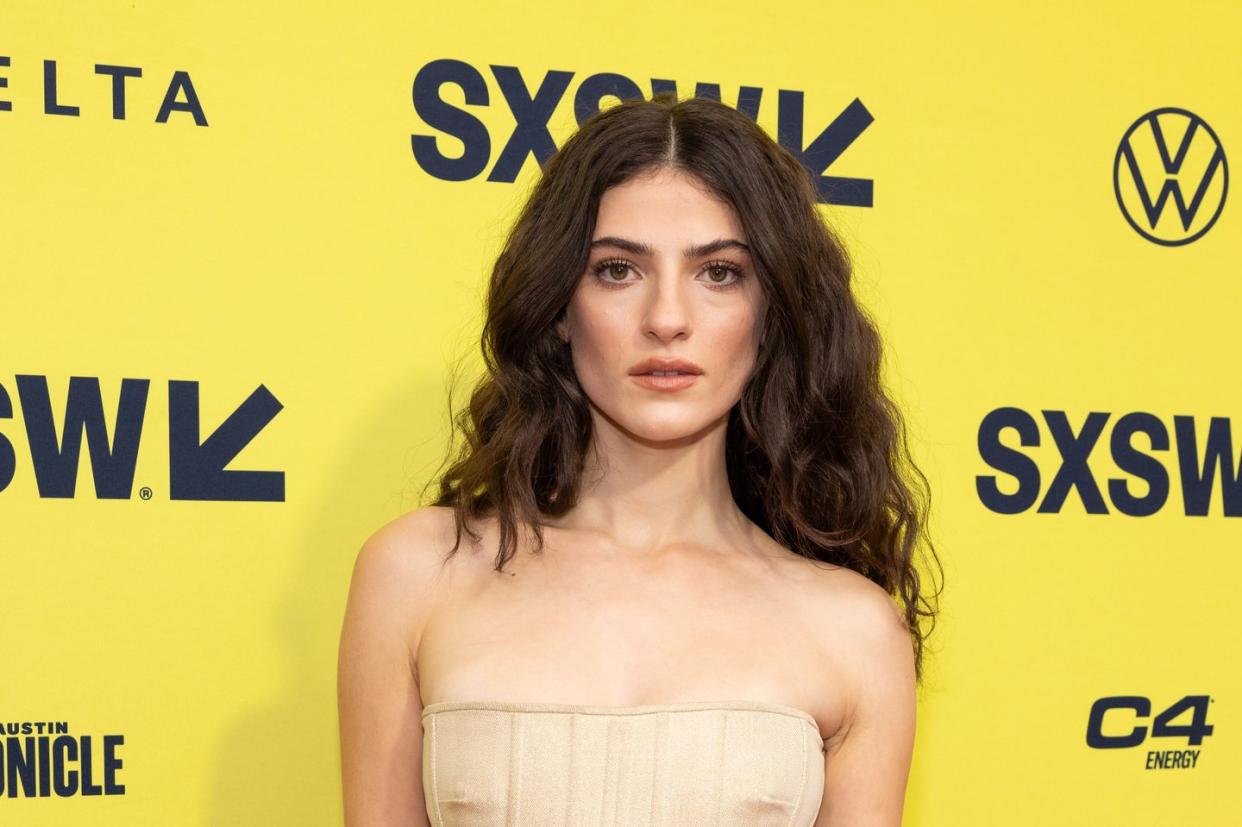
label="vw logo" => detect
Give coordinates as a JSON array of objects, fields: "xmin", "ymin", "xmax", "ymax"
[{"xmin": 1114, "ymin": 108, "xmax": 1227, "ymax": 246}]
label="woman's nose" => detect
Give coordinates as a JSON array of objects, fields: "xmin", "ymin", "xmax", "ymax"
[{"xmin": 642, "ymin": 269, "xmax": 692, "ymax": 341}]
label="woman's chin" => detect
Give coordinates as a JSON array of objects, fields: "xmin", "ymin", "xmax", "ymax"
[{"xmin": 616, "ymin": 414, "xmax": 727, "ymax": 446}]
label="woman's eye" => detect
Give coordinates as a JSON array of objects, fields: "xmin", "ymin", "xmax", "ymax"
[
  {"xmin": 701, "ymin": 264, "xmax": 742, "ymax": 287},
  {"xmin": 592, "ymin": 260, "xmax": 635, "ymax": 285}
]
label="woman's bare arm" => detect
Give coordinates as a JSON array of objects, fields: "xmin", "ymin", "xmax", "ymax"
[
  {"xmin": 338, "ymin": 509, "xmax": 448, "ymax": 826},
  {"xmin": 813, "ymin": 579, "xmax": 918, "ymax": 827}
]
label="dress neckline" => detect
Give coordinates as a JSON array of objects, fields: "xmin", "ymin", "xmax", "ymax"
[{"xmin": 421, "ymin": 698, "xmax": 827, "ymax": 742}]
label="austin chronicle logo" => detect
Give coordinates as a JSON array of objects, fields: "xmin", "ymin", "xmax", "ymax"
[{"xmin": 1113, "ymin": 108, "xmax": 1228, "ymax": 246}]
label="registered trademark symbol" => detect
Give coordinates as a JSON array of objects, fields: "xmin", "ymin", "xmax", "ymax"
[{"xmin": 139, "ymin": 486, "xmax": 153, "ymax": 500}]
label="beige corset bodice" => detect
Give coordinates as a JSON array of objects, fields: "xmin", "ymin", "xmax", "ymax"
[{"xmin": 421, "ymin": 698, "xmax": 828, "ymax": 826}]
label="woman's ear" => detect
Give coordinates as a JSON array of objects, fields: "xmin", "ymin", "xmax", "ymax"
[{"xmin": 555, "ymin": 317, "xmax": 570, "ymax": 344}]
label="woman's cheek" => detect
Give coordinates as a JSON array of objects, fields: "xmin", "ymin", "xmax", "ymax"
[{"xmin": 571, "ymin": 341, "xmax": 619, "ymax": 408}]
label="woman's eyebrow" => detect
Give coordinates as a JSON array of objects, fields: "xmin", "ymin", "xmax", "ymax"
[{"xmin": 589, "ymin": 236, "xmax": 751, "ymax": 258}]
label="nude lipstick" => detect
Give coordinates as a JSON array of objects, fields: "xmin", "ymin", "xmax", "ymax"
[{"xmin": 627, "ymin": 357, "xmax": 703, "ymax": 392}]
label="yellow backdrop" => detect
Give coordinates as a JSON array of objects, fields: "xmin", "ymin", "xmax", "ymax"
[{"xmin": 1, "ymin": 1, "xmax": 1237, "ymax": 824}]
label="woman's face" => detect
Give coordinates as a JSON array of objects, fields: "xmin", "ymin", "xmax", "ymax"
[{"xmin": 557, "ymin": 166, "xmax": 768, "ymax": 443}]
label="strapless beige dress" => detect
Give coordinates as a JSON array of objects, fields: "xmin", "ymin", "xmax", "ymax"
[{"xmin": 421, "ymin": 698, "xmax": 828, "ymax": 826}]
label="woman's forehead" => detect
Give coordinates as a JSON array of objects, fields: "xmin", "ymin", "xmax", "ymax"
[{"xmin": 595, "ymin": 175, "xmax": 745, "ymax": 245}]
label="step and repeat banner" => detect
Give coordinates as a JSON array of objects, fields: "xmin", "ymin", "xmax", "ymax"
[{"xmin": 1, "ymin": 1, "xmax": 1237, "ymax": 824}]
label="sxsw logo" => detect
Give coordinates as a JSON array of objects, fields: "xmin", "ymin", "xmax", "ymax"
[
  {"xmin": 409, "ymin": 59, "xmax": 874, "ymax": 207},
  {"xmin": 976, "ymin": 407, "xmax": 1240, "ymax": 516},
  {"xmin": 0, "ymin": 376, "xmax": 283, "ymax": 501},
  {"xmin": 1114, "ymin": 107, "xmax": 1228, "ymax": 245}
]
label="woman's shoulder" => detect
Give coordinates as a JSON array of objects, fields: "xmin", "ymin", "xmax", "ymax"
[
  {"xmin": 354, "ymin": 505, "xmax": 458, "ymax": 574},
  {"xmin": 748, "ymin": 530, "xmax": 910, "ymax": 664},
  {"xmin": 751, "ymin": 531, "xmax": 904, "ymax": 631},
  {"xmin": 347, "ymin": 506, "xmax": 481, "ymax": 634},
  {"xmin": 807, "ymin": 562, "xmax": 907, "ymax": 638},
  {"xmin": 798, "ymin": 560, "xmax": 915, "ymax": 719},
  {"xmin": 354, "ymin": 504, "xmax": 507, "ymax": 586}
]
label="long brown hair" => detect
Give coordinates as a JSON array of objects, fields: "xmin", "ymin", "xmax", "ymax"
[{"xmin": 426, "ymin": 92, "xmax": 943, "ymax": 681}]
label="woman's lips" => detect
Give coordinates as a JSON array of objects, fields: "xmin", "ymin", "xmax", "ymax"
[{"xmin": 630, "ymin": 373, "xmax": 699, "ymax": 391}]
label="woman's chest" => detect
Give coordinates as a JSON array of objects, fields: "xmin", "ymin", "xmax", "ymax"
[
  {"xmin": 420, "ymin": 697, "xmax": 828, "ymax": 827},
  {"xmin": 416, "ymin": 549, "xmax": 848, "ymax": 740}
]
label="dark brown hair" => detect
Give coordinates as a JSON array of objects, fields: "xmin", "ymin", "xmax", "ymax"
[{"xmin": 426, "ymin": 92, "xmax": 943, "ymax": 681}]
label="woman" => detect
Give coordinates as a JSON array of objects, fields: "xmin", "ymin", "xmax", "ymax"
[{"xmin": 338, "ymin": 93, "xmax": 941, "ymax": 826}]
